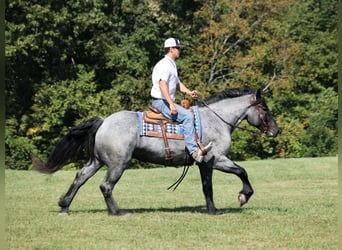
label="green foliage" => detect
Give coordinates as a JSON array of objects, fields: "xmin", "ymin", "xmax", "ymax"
[
  {"xmin": 286, "ymin": 0, "xmax": 338, "ymax": 93},
  {"xmin": 5, "ymin": 118, "xmax": 38, "ymax": 170},
  {"xmin": 5, "ymin": 0, "xmax": 338, "ymax": 169},
  {"xmin": 29, "ymin": 66, "xmax": 101, "ymax": 157},
  {"xmin": 300, "ymin": 88, "xmax": 338, "ymax": 156}
]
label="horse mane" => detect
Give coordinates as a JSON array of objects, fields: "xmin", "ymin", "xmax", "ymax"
[{"xmin": 198, "ymin": 88, "xmax": 256, "ymax": 106}]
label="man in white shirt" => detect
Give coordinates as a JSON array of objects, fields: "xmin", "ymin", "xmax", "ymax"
[{"xmin": 151, "ymin": 38, "xmax": 212, "ymax": 163}]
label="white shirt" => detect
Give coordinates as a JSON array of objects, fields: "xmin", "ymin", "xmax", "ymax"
[{"xmin": 151, "ymin": 55, "xmax": 180, "ymax": 101}]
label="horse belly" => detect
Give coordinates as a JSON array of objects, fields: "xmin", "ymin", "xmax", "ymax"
[{"xmin": 133, "ymin": 137, "xmax": 186, "ymax": 166}]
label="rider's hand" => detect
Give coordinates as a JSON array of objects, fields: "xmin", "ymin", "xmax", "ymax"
[
  {"xmin": 170, "ymin": 103, "xmax": 178, "ymax": 115},
  {"xmin": 190, "ymin": 90, "xmax": 199, "ymax": 99}
]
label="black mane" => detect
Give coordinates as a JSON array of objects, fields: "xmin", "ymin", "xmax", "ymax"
[{"xmin": 198, "ymin": 88, "xmax": 256, "ymax": 106}]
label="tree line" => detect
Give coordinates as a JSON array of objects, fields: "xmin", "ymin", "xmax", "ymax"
[{"xmin": 5, "ymin": 0, "xmax": 338, "ymax": 170}]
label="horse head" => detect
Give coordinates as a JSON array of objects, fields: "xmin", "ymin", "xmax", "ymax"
[{"xmin": 246, "ymin": 89, "xmax": 280, "ymax": 137}]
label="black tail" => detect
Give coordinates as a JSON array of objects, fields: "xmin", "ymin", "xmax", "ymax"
[{"xmin": 33, "ymin": 116, "xmax": 104, "ymax": 174}]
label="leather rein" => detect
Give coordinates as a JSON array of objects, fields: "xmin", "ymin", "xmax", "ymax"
[{"xmin": 200, "ymin": 99, "xmax": 268, "ymax": 136}]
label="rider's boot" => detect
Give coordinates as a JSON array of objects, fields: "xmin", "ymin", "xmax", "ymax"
[{"xmin": 192, "ymin": 142, "xmax": 213, "ymax": 163}]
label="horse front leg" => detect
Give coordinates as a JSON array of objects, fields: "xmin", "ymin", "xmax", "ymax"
[
  {"xmin": 213, "ymin": 156, "xmax": 254, "ymax": 207},
  {"xmin": 58, "ymin": 159, "xmax": 102, "ymax": 214},
  {"xmin": 198, "ymin": 162, "xmax": 219, "ymax": 214}
]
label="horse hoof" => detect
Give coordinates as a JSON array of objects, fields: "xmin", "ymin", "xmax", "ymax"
[
  {"xmin": 238, "ymin": 193, "xmax": 247, "ymax": 207},
  {"xmin": 59, "ymin": 207, "xmax": 69, "ymax": 215}
]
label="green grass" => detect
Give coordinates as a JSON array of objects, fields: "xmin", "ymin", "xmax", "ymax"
[{"xmin": 5, "ymin": 157, "xmax": 337, "ymax": 249}]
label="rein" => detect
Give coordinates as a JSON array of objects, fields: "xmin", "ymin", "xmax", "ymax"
[
  {"xmin": 200, "ymin": 100, "xmax": 264, "ymax": 136},
  {"xmin": 167, "ymin": 165, "xmax": 190, "ymax": 191}
]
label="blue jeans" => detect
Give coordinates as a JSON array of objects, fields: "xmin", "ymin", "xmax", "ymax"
[{"xmin": 152, "ymin": 99, "xmax": 198, "ymax": 154}]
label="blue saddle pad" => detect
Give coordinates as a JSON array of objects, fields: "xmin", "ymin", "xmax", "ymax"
[{"xmin": 138, "ymin": 106, "xmax": 202, "ymax": 140}]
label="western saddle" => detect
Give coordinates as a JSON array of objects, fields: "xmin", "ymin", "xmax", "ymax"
[{"xmin": 143, "ymin": 100, "xmax": 208, "ymax": 165}]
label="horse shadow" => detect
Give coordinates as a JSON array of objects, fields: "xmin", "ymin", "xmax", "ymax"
[
  {"xmin": 123, "ymin": 206, "xmax": 244, "ymax": 214},
  {"xmin": 52, "ymin": 205, "xmax": 287, "ymax": 215}
]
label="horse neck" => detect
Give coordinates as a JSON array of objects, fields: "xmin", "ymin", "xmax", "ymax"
[{"xmin": 200, "ymin": 94, "xmax": 252, "ymax": 129}]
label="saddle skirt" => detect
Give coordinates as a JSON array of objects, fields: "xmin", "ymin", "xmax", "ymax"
[{"xmin": 138, "ymin": 106, "xmax": 202, "ymax": 140}]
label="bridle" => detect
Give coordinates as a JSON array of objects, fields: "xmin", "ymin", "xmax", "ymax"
[
  {"xmin": 200, "ymin": 98, "xmax": 269, "ymax": 136},
  {"xmin": 254, "ymin": 101, "xmax": 271, "ymax": 134}
]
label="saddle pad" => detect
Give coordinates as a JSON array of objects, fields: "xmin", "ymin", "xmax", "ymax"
[{"xmin": 138, "ymin": 106, "xmax": 202, "ymax": 140}]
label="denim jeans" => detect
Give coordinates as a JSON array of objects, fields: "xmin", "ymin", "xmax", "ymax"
[{"xmin": 152, "ymin": 99, "xmax": 198, "ymax": 154}]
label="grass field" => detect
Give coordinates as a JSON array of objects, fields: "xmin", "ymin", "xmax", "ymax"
[{"xmin": 5, "ymin": 157, "xmax": 337, "ymax": 249}]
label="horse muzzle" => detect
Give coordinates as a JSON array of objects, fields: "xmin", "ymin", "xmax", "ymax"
[{"xmin": 266, "ymin": 127, "xmax": 281, "ymax": 137}]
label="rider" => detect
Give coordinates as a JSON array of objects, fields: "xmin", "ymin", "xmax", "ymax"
[{"xmin": 150, "ymin": 38, "xmax": 212, "ymax": 163}]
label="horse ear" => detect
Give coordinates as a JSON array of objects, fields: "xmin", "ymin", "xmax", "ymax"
[{"xmin": 256, "ymin": 89, "xmax": 262, "ymax": 100}]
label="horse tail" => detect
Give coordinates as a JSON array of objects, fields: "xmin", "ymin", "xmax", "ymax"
[{"xmin": 33, "ymin": 116, "xmax": 104, "ymax": 174}]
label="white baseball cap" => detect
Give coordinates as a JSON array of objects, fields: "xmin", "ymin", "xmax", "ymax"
[{"xmin": 164, "ymin": 38, "xmax": 182, "ymax": 48}]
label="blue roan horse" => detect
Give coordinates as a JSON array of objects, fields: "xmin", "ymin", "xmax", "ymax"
[{"xmin": 34, "ymin": 88, "xmax": 280, "ymax": 215}]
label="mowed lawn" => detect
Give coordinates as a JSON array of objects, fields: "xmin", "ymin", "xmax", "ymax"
[{"xmin": 5, "ymin": 157, "xmax": 337, "ymax": 249}]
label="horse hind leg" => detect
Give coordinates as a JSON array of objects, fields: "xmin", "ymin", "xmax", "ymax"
[
  {"xmin": 58, "ymin": 159, "xmax": 102, "ymax": 215},
  {"xmin": 99, "ymin": 163, "xmax": 128, "ymax": 216}
]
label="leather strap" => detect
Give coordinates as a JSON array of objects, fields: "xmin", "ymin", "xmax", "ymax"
[{"xmin": 159, "ymin": 122, "xmax": 172, "ymax": 165}]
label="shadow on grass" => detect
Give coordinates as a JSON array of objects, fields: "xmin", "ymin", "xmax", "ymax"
[
  {"xmin": 51, "ymin": 206, "xmax": 247, "ymax": 215},
  {"xmin": 52, "ymin": 205, "xmax": 290, "ymax": 215},
  {"xmin": 124, "ymin": 206, "xmax": 244, "ymax": 214}
]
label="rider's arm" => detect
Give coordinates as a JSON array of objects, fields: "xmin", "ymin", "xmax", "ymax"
[
  {"xmin": 159, "ymin": 80, "xmax": 177, "ymax": 115},
  {"xmin": 178, "ymin": 82, "xmax": 198, "ymax": 99}
]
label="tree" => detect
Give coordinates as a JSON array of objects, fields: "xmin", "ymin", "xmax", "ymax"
[
  {"xmin": 182, "ymin": 0, "xmax": 293, "ymax": 92},
  {"xmin": 182, "ymin": 0, "xmax": 302, "ymax": 159},
  {"xmin": 5, "ymin": 0, "xmax": 338, "ymax": 169},
  {"xmin": 278, "ymin": 0, "xmax": 338, "ymax": 157},
  {"xmin": 5, "ymin": 0, "xmax": 202, "ymax": 168}
]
